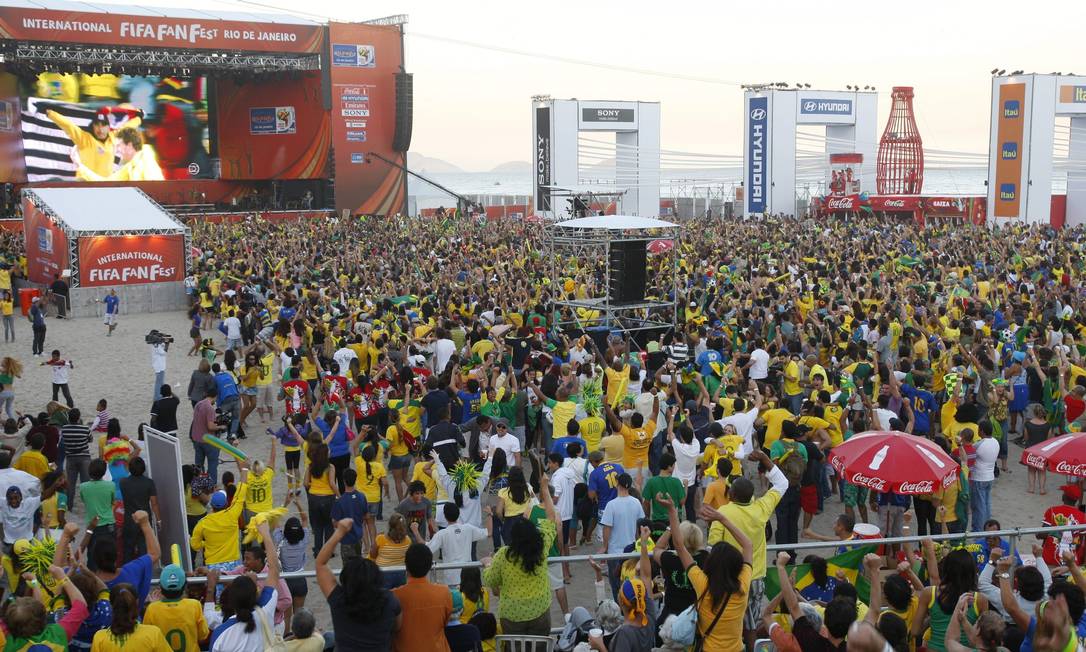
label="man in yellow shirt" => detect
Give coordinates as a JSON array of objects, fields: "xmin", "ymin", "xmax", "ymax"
[
  {"xmin": 143, "ymin": 564, "xmax": 210, "ymax": 652},
  {"xmin": 758, "ymin": 407, "xmax": 794, "ymax": 449},
  {"xmin": 782, "ymin": 354, "xmax": 804, "ymax": 415},
  {"xmin": 46, "ymin": 105, "xmax": 141, "ymax": 178},
  {"xmin": 13, "ymin": 432, "xmax": 50, "ymax": 480},
  {"xmin": 190, "ymin": 462, "xmax": 248, "ymax": 570},
  {"xmin": 604, "ymin": 398, "xmax": 657, "ymax": 489},
  {"xmin": 707, "ymin": 449, "xmax": 789, "ymax": 634},
  {"xmin": 578, "ymin": 410, "xmax": 607, "ymax": 453},
  {"xmin": 73, "ymin": 126, "xmax": 164, "ymax": 181}
]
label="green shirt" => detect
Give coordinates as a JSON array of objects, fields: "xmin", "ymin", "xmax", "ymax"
[
  {"xmin": 769, "ymin": 437, "xmax": 809, "ymax": 462},
  {"xmin": 642, "ymin": 475, "xmax": 685, "ymax": 522},
  {"xmin": 79, "ymin": 479, "xmax": 117, "ymax": 525},
  {"xmin": 484, "ymin": 516, "xmax": 556, "ymax": 622}
]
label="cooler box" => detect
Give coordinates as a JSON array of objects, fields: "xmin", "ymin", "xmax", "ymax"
[{"xmin": 18, "ymin": 288, "xmax": 40, "ymax": 316}]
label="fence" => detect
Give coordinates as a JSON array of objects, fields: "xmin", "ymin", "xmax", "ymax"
[{"xmin": 154, "ymin": 523, "xmax": 1084, "ymax": 586}]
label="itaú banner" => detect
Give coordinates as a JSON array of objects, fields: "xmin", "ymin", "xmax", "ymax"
[
  {"xmin": 77, "ymin": 235, "xmax": 185, "ymax": 287},
  {"xmin": 0, "ymin": 7, "xmax": 324, "ymax": 53}
]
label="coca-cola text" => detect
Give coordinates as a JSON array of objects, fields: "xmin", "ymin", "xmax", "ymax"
[{"xmin": 850, "ymin": 472, "xmax": 887, "ymax": 492}]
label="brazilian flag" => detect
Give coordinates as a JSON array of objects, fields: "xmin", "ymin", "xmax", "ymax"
[
  {"xmin": 388, "ymin": 295, "xmax": 418, "ymax": 307},
  {"xmin": 763, "ymin": 544, "xmax": 877, "ymax": 603}
]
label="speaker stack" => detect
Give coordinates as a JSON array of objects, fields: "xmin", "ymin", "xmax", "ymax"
[
  {"xmin": 608, "ymin": 241, "xmax": 647, "ymax": 305},
  {"xmin": 392, "ymin": 73, "xmax": 413, "ymax": 152}
]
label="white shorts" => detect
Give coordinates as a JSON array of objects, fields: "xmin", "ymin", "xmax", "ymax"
[
  {"xmin": 548, "ymin": 561, "xmax": 563, "ymax": 591},
  {"xmin": 103, "ymin": 313, "xmax": 117, "ymax": 325}
]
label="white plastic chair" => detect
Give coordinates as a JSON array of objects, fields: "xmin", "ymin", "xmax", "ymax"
[{"xmin": 495, "ymin": 634, "xmax": 557, "ymax": 652}]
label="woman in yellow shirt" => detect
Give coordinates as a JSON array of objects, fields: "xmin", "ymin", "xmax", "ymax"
[
  {"xmin": 0, "ymin": 290, "xmax": 14, "ymax": 344},
  {"xmin": 304, "ymin": 442, "xmax": 338, "ymax": 558},
  {"xmin": 238, "ymin": 352, "xmax": 262, "ymax": 430},
  {"xmin": 370, "ymin": 513, "xmax": 411, "ymax": 589},
  {"xmin": 496, "ymin": 467, "xmax": 535, "ymax": 543},
  {"xmin": 354, "ymin": 445, "xmax": 386, "ymax": 552}
]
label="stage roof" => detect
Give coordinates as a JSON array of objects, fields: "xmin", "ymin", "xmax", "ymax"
[
  {"xmin": 554, "ymin": 215, "xmax": 678, "ymax": 230},
  {"xmin": 0, "ymin": 0, "xmax": 321, "ymax": 25},
  {"xmin": 27, "ymin": 187, "xmax": 186, "ymax": 234}
]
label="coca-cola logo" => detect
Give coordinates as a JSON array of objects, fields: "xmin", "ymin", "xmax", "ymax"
[
  {"xmin": 1054, "ymin": 460, "xmax": 1086, "ymax": 476},
  {"xmin": 828, "ymin": 198, "xmax": 854, "ymax": 210},
  {"xmin": 884, "ymin": 199, "xmax": 905, "ymax": 208},
  {"xmin": 1024, "ymin": 453, "xmax": 1047, "ymax": 469},
  {"xmin": 850, "ymin": 472, "xmax": 887, "ymax": 492},
  {"xmin": 898, "ymin": 479, "xmax": 934, "ymax": 493}
]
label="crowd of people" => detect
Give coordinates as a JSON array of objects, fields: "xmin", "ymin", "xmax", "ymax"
[{"xmin": 0, "ymin": 213, "xmax": 1084, "ymax": 651}]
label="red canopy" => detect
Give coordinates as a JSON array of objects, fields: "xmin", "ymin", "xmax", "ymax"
[{"xmin": 827, "ymin": 430, "xmax": 959, "ymax": 494}]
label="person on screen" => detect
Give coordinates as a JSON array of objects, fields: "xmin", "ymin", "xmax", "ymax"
[
  {"xmin": 72, "ymin": 127, "xmax": 164, "ymax": 182},
  {"xmin": 46, "ymin": 106, "xmax": 142, "ymax": 179}
]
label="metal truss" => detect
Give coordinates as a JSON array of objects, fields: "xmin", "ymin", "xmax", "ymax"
[
  {"xmin": 544, "ymin": 222, "xmax": 681, "ymax": 341},
  {"xmin": 5, "ymin": 43, "xmax": 320, "ymax": 73}
]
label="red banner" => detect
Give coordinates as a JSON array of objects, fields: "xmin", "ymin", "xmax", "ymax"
[
  {"xmin": 924, "ymin": 197, "xmax": 968, "ymax": 215},
  {"xmin": 77, "ymin": 235, "xmax": 185, "ymax": 287},
  {"xmin": 0, "ymin": 7, "xmax": 324, "ymax": 53},
  {"xmin": 824, "ymin": 194, "xmax": 861, "ymax": 211},
  {"xmin": 829, "ymin": 152, "xmax": 864, "ymax": 164},
  {"xmin": 870, "ymin": 196, "xmax": 921, "ymax": 211},
  {"xmin": 327, "ymin": 22, "xmax": 407, "ymax": 215},
  {"xmin": 22, "ymin": 196, "xmax": 69, "ymax": 284}
]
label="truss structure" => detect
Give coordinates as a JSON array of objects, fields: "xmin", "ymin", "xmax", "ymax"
[
  {"xmin": 544, "ymin": 221, "xmax": 681, "ymax": 338},
  {"xmin": 3, "ymin": 42, "xmax": 320, "ymax": 74}
]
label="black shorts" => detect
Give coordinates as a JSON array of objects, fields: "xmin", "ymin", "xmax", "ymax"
[
  {"xmin": 285, "ymin": 575, "xmax": 308, "ymax": 598},
  {"xmin": 285, "ymin": 449, "xmax": 301, "ymax": 469}
]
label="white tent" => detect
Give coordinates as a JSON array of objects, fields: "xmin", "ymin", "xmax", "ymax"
[
  {"xmin": 27, "ymin": 187, "xmax": 188, "ymax": 235},
  {"xmin": 554, "ymin": 215, "xmax": 678, "ymax": 231}
]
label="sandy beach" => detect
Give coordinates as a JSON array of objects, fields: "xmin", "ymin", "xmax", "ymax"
[{"xmin": 1, "ymin": 308, "xmax": 1061, "ymax": 630}]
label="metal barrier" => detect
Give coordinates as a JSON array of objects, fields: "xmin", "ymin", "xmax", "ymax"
[{"xmin": 152, "ymin": 523, "xmax": 1084, "ymax": 585}]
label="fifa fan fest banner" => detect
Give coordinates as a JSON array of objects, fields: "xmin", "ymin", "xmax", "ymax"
[
  {"xmin": 22, "ymin": 195, "xmax": 68, "ymax": 284},
  {"xmin": 77, "ymin": 234, "xmax": 185, "ymax": 287},
  {"xmin": 215, "ymin": 73, "xmax": 329, "ymax": 180},
  {"xmin": 0, "ymin": 7, "xmax": 323, "ymax": 53},
  {"xmin": 327, "ymin": 22, "xmax": 407, "ymax": 215}
]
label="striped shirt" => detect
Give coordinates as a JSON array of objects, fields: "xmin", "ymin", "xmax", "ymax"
[{"xmin": 60, "ymin": 424, "xmax": 92, "ymax": 457}]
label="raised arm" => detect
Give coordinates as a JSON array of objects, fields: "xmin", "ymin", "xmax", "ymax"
[
  {"xmin": 132, "ymin": 510, "xmax": 160, "ymax": 565},
  {"xmin": 316, "ymin": 518, "xmax": 353, "ymax": 597},
  {"xmin": 775, "ymin": 552, "xmax": 804, "ymax": 621}
]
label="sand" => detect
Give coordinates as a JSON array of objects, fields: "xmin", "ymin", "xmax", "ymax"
[{"xmin": 3, "ymin": 309, "xmax": 1059, "ymax": 631}]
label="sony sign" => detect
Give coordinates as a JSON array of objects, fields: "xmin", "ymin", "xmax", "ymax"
[
  {"xmin": 535, "ymin": 106, "xmax": 552, "ymax": 214},
  {"xmin": 747, "ymin": 97, "xmax": 768, "ymax": 213},
  {"xmin": 581, "ymin": 107, "xmax": 636, "ymax": 123}
]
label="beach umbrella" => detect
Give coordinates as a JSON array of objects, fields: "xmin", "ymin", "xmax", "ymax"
[
  {"xmin": 647, "ymin": 239, "xmax": 674, "ymax": 254},
  {"xmin": 827, "ymin": 430, "xmax": 959, "ymax": 494},
  {"xmin": 1022, "ymin": 433, "xmax": 1086, "ymax": 477}
]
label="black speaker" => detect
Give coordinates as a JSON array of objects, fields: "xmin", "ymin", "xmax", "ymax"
[
  {"xmin": 392, "ymin": 73, "xmax": 413, "ymax": 152},
  {"xmin": 608, "ymin": 241, "xmax": 647, "ymax": 305}
]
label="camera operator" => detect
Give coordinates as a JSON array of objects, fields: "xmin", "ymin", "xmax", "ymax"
[{"xmin": 148, "ymin": 330, "xmax": 173, "ymax": 402}]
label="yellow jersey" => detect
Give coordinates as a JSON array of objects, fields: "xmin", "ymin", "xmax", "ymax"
[
  {"xmin": 355, "ymin": 457, "xmax": 386, "ymax": 503},
  {"xmin": 245, "ymin": 469, "xmax": 275, "ymax": 513},
  {"xmin": 578, "ymin": 416, "xmax": 606, "ymax": 453},
  {"xmin": 143, "ymin": 598, "xmax": 210, "ymax": 652},
  {"xmin": 189, "ymin": 483, "xmax": 248, "ymax": 565},
  {"xmin": 620, "ymin": 422, "xmax": 656, "ymax": 468},
  {"xmin": 91, "ymin": 624, "xmax": 172, "ymax": 652}
]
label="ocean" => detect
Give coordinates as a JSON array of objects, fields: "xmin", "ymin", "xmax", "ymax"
[{"xmin": 408, "ymin": 167, "xmax": 1012, "ymax": 210}]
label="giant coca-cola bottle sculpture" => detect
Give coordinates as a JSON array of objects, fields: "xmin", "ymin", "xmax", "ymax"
[{"xmin": 876, "ymin": 86, "xmax": 924, "ymax": 194}]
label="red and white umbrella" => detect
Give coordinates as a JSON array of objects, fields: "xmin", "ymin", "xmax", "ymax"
[
  {"xmin": 826, "ymin": 430, "xmax": 959, "ymax": 494},
  {"xmin": 647, "ymin": 239, "xmax": 674, "ymax": 254},
  {"xmin": 1022, "ymin": 433, "xmax": 1086, "ymax": 477}
]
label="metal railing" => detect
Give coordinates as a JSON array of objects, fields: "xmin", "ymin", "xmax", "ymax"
[{"xmin": 153, "ymin": 523, "xmax": 1083, "ymax": 585}]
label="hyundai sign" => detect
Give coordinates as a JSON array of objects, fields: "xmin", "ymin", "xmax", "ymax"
[
  {"xmin": 747, "ymin": 97, "xmax": 768, "ymax": 213},
  {"xmin": 799, "ymin": 98, "xmax": 853, "ymax": 116}
]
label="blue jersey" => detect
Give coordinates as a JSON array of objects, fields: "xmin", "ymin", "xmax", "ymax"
[
  {"xmin": 696, "ymin": 349, "xmax": 723, "ymax": 377},
  {"xmin": 588, "ymin": 462, "xmax": 624, "ymax": 515},
  {"xmin": 900, "ymin": 384, "xmax": 936, "ymax": 434},
  {"xmin": 104, "ymin": 294, "xmax": 120, "ymax": 314}
]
